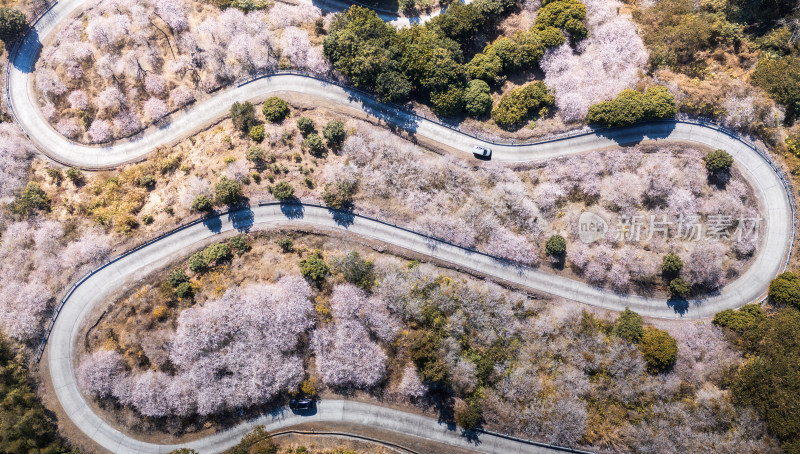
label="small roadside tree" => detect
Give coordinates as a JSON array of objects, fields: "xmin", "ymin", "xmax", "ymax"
[
  {"xmin": 704, "ymin": 149, "xmax": 734, "ymax": 174},
  {"xmin": 300, "ymin": 249, "xmax": 329, "ymax": 283},
  {"xmin": 661, "ymin": 253, "xmax": 683, "ymax": 277},
  {"xmin": 545, "ymin": 234, "xmax": 566, "ymax": 257},
  {"xmin": 272, "ymin": 181, "xmax": 295, "ymax": 200},
  {"xmin": 263, "ymin": 97, "xmax": 289, "ymax": 123},
  {"xmin": 192, "ymin": 194, "xmax": 214, "ymax": 212},
  {"xmin": 323, "ymin": 120, "xmax": 346, "ymax": 147},
  {"xmin": 231, "ymin": 101, "xmax": 257, "ymax": 133},
  {"xmin": 668, "ymin": 277, "xmax": 691, "ymax": 299},
  {"xmin": 214, "ymin": 176, "xmax": 243, "ymax": 205},
  {"xmin": 613, "ymin": 308, "xmax": 644, "ymax": 344},
  {"xmin": 0, "ymin": 8, "xmax": 26, "ymax": 44},
  {"xmin": 768, "ymin": 272, "xmax": 800, "ymax": 309},
  {"xmin": 297, "ymin": 116, "xmax": 315, "ymax": 135},
  {"xmin": 639, "ymin": 326, "xmax": 678, "ymax": 373}
]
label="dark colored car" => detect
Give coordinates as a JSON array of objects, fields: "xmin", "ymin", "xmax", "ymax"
[{"xmin": 289, "ymin": 397, "xmax": 316, "ymax": 411}]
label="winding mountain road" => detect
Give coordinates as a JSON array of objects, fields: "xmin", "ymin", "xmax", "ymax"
[{"xmin": 4, "ymin": 0, "xmax": 796, "ymax": 453}]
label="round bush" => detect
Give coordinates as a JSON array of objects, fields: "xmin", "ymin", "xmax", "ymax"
[
  {"xmin": 704, "ymin": 149, "xmax": 734, "ymax": 173},
  {"xmin": 139, "ymin": 174, "xmax": 156, "ymax": 189},
  {"xmin": 214, "ymin": 176, "xmax": 243, "ymax": 206},
  {"xmin": 668, "ymin": 277, "xmax": 691, "ymax": 299},
  {"xmin": 545, "ymin": 235, "xmax": 567, "ymax": 257},
  {"xmin": 304, "ymin": 133, "xmax": 325, "ymax": 156},
  {"xmin": 768, "ymin": 272, "xmax": 800, "ymax": 309},
  {"xmin": 463, "ymin": 80, "xmax": 493, "ymax": 117},
  {"xmin": 300, "ymin": 249, "xmax": 329, "ymax": 282},
  {"xmin": 0, "ymin": 8, "xmax": 26, "ymax": 43},
  {"xmin": 297, "ymin": 116, "xmax": 315, "ymax": 135},
  {"xmin": 272, "ymin": 181, "xmax": 295, "ymax": 200},
  {"xmin": 323, "ymin": 120, "xmax": 346, "ymax": 147},
  {"xmin": 262, "ymin": 97, "xmax": 289, "ymax": 123},
  {"xmin": 174, "ymin": 282, "xmax": 194, "ymax": 299},
  {"xmin": 613, "ymin": 308, "xmax": 644, "ymax": 344},
  {"xmin": 230, "ymin": 101, "xmax": 257, "ymax": 132},
  {"xmin": 249, "ymin": 124, "xmax": 264, "ymax": 142},
  {"xmin": 246, "ymin": 146, "xmax": 265, "ymax": 163},
  {"xmin": 167, "ymin": 269, "xmax": 190, "ymax": 288},
  {"xmin": 188, "ymin": 252, "xmax": 210, "ymax": 273},
  {"xmin": 192, "ymin": 195, "xmax": 214, "ymax": 212},
  {"xmin": 639, "ymin": 327, "xmax": 678, "ymax": 373},
  {"xmin": 661, "ymin": 253, "xmax": 683, "ymax": 277}
]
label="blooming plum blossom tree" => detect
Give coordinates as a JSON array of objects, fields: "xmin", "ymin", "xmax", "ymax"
[
  {"xmin": 87, "ymin": 119, "xmax": 112, "ymax": 143},
  {"xmin": 143, "ymin": 97, "xmax": 168, "ymax": 121},
  {"xmin": 68, "ymin": 90, "xmax": 89, "ymax": 110}
]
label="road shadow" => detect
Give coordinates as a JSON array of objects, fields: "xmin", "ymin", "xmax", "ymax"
[
  {"xmin": 594, "ymin": 121, "xmax": 678, "ymax": 146},
  {"xmin": 9, "ymin": 29, "xmax": 41, "ymax": 73},
  {"xmin": 280, "ymin": 202, "xmax": 305, "ymax": 219},
  {"xmin": 667, "ymin": 297, "xmax": 689, "ymax": 316},
  {"xmin": 343, "ymin": 87, "xmax": 420, "ymax": 136},
  {"xmin": 328, "ymin": 207, "xmax": 355, "ymax": 228},
  {"xmin": 202, "ymin": 214, "xmax": 222, "ymax": 234},
  {"xmin": 229, "ymin": 207, "xmax": 254, "ymax": 232}
]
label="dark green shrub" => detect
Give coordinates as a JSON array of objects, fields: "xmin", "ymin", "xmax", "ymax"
[
  {"xmin": 322, "ymin": 180, "xmax": 357, "ymax": 209},
  {"xmin": 272, "ymin": 181, "xmax": 295, "ymax": 200},
  {"xmin": 0, "ymin": 335, "xmax": 65, "ymax": 453},
  {"xmin": 639, "ymin": 326, "xmax": 678, "ymax": 373},
  {"xmin": 668, "ymin": 277, "xmax": 691, "ymax": 298},
  {"xmin": 297, "ymin": 116, "xmax": 315, "ymax": 135},
  {"xmin": 430, "ymin": 87, "xmax": 465, "ymax": 117},
  {"xmin": 534, "ymin": 0, "xmax": 587, "ymax": 41},
  {"xmin": 465, "ymin": 52, "xmax": 504, "ymax": 85},
  {"xmin": 613, "ymin": 308, "xmax": 644, "ymax": 344},
  {"xmin": 454, "ymin": 399, "xmax": 483, "ymax": 430},
  {"xmin": 662, "ymin": 253, "xmax": 683, "ymax": 277},
  {"xmin": 332, "ymin": 251, "xmax": 375, "ymax": 290},
  {"xmin": 229, "ymin": 235, "xmax": 250, "ymax": 254},
  {"xmin": 192, "ymin": 194, "xmax": 214, "ymax": 212},
  {"xmin": 231, "ymin": 101, "xmax": 257, "ymax": 132},
  {"xmin": 768, "ymin": 272, "xmax": 800, "ymax": 309},
  {"xmin": 751, "ymin": 56, "xmax": 800, "ymax": 122},
  {"xmin": 246, "ymin": 146, "xmax": 265, "ymax": 163},
  {"xmin": 732, "ymin": 309, "xmax": 800, "ymax": 448},
  {"xmin": 463, "ymin": 79, "xmax": 493, "ymax": 117},
  {"xmin": 142, "ymin": 214, "xmax": 154, "ymax": 225},
  {"xmin": 300, "ymin": 249, "xmax": 329, "ymax": 282},
  {"xmin": 408, "ymin": 329, "xmax": 448, "ymax": 384},
  {"xmin": 214, "ymin": 176, "xmax": 243, "ymax": 205},
  {"xmin": 545, "ymin": 234, "xmax": 566, "ymax": 257},
  {"xmin": 174, "ymin": 282, "xmax": 194, "ymax": 299},
  {"xmin": 586, "ymin": 86, "xmax": 676, "ymax": 127},
  {"xmin": 323, "ymin": 120, "xmax": 346, "ymax": 147},
  {"xmin": 12, "ymin": 182, "xmax": 50, "ymax": 215},
  {"xmin": 139, "ymin": 174, "xmax": 156, "ymax": 189},
  {"xmin": 47, "ymin": 168, "xmax": 63, "ymax": 184},
  {"xmin": 278, "ymin": 238, "xmax": 294, "ymax": 252},
  {"xmin": 0, "ymin": 8, "xmax": 26, "ymax": 43},
  {"xmin": 304, "ymin": 133, "xmax": 325, "ymax": 156},
  {"xmin": 65, "ymin": 167, "xmax": 83, "ymax": 184},
  {"xmin": 188, "ymin": 252, "xmax": 210, "ymax": 273},
  {"xmin": 713, "ymin": 304, "xmax": 764, "ymax": 332},
  {"xmin": 167, "ymin": 269, "xmax": 190, "ymax": 288},
  {"xmin": 491, "ymin": 81, "xmax": 555, "ymax": 128},
  {"xmin": 704, "ymin": 149, "xmax": 733, "ymax": 173},
  {"xmin": 249, "ymin": 124, "xmax": 264, "ymax": 142},
  {"xmin": 375, "ymin": 71, "xmax": 413, "ymax": 103},
  {"xmin": 168, "ymin": 449, "xmax": 199, "ymax": 454},
  {"xmin": 262, "ymin": 97, "xmax": 289, "ymax": 123},
  {"xmin": 204, "ymin": 243, "xmax": 231, "ymax": 263}
]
